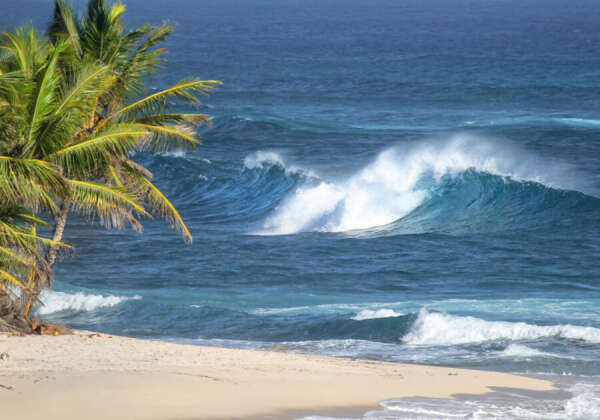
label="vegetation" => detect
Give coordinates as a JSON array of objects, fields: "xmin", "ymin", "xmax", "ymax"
[{"xmin": 0, "ymin": 0, "xmax": 220, "ymax": 332}]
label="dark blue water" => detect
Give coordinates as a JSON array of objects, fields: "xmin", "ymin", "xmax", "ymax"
[{"xmin": 6, "ymin": 0, "xmax": 600, "ymax": 417}]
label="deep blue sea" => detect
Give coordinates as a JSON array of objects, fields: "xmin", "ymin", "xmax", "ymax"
[{"xmin": 5, "ymin": 0, "xmax": 600, "ymax": 418}]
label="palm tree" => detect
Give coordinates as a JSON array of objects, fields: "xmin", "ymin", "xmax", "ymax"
[{"xmin": 0, "ymin": 0, "xmax": 221, "ymax": 331}]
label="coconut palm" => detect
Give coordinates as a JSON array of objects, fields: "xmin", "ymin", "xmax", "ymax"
[{"xmin": 0, "ymin": 0, "xmax": 220, "ymax": 330}]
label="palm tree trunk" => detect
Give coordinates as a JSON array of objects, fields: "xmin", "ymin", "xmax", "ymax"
[
  {"xmin": 0, "ymin": 288, "xmax": 32, "ymax": 333},
  {"xmin": 22, "ymin": 198, "xmax": 71, "ymax": 318},
  {"xmin": 45, "ymin": 197, "xmax": 71, "ymax": 274}
]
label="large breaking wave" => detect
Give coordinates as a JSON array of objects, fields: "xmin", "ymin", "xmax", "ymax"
[{"xmin": 246, "ymin": 134, "xmax": 596, "ymax": 235}]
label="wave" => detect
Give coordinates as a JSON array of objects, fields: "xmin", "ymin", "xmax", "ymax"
[
  {"xmin": 352, "ymin": 382, "xmax": 600, "ymax": 420},
  {"xmin": 403, "ymin": 309, "xmax": 600, "ymax": 346},
  {"xmin": 244, "ymin": 150, "xmax": 316, "ymax": 178},
  {"xmin": 210, "ymin": 111, "xmax": 600, "ymax": 134},
  {"xmin": 351, "ymin": 309, "xmax": 404, "ymax": 321},
  {"xmin": 470, "ymin": 115, "xmax": 600, "ymax": 130},
  {"xmin": 157, "ymin": 150, "xmax": 188, "ymax": 158},
  {"xmin": 500, "ymin": 344, "xmax": 562, "ymax": 359},
  {"xmin": 207, "ymin": 112, "xmax": 335, "ymax": 136},
  {"xmin": 36, "ymin": 290, "xmax": 141, "ymax": 315},
  {"xmin": 252, "ymin": 134, "xmax": 596, "ymax": 235}
]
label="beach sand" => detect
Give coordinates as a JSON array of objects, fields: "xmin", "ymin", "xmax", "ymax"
[{"xmin": 0, "ymin": 331, "xmax": 555, "ymax": 419}]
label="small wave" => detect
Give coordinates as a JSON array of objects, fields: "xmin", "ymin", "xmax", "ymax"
[
  {"xmin": 403, "ymin": 309, "xmax": 600, "ymax": 345},
  {"xmin": 381, "ymin": 399, "xmax": 473, "ymax": 418},
  {"xmin": 555, "ymin": 117, "xmax": 600, "ymax": 129},
  {"xmin": 243, "ymin": 150, "xmax": 316, "ymax": 178},
  {"xmin": 158, "ymin": 150, "xmax": 187, "ymax": 158},
  {"xmin": 467, "ymin": 115, "xmax": 600, "ymax": 130},
  {"xmin": 352, "ymin": 309, "xmax": 404, "ymax": 321},
  {"xmin": 500, "ymin": 344, "xmax": 558, "ymax": 359},
  {"xmin": 36, "ymin": 290, "xmax": 141, "ymax": 315},
  {"xmin": 360, "ymin": 382, "xmax": 600, "ymax": 420},
  {"xmin": 564, "ymin": 383, "xmax": 600, "ymax": 419},
  {"xmin": 232, "ymin": 114, "xmax": 254, "ymax": 122},
  {"xmin": 244, "ymin": 150, "xmax": 287, "ymax": 170}
]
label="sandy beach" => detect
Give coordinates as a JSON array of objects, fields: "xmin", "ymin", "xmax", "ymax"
[{"xmin": 0, "ymin": 330, "xmax": 556, "ymax": 420}]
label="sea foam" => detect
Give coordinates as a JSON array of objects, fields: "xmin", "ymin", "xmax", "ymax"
[
  {"xmin": 500, "ymin": 344, "xmax": 561, "ymax": 359},
  {"xmin": 359, "ymin": 381, "xmax": 600, "ymax": 420},
  {"xmin": 351, "ymin": 309, "xmax": 404, "ymax": 321},
  {"xmin": 403, "ymin": 309, "xmax": 600, "ymax": 345},
  {"xmin": 36, "ymin": 290, "xmax": 140, "ymax": 315}
]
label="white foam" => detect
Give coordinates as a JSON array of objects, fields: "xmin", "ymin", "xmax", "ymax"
[
  {"xmin": 159, "ymin": 150, "xmax": 187, "ymax": 158},
  {"xmin": 251, "ymin": 303, "xmax": 358, "ymax": 316},
  {"xmin": 564, "ymin": 383, "xmax": 600, "ymax": 419},
  {"xmin": 403, "ymin": 309, "xmax": 600, "ymax": 346},
  {"xmin": 251, "ymin": 302, "xmax": 400, "ymax": 317},
  {"xmin": 501, "ymin": 344, "xmax": 555, "ymax": 359},
  {"xmin": 244, "ymin": 150, "xmax": 287, "ymax": 170},
  {"xmin": 256, "ymin": 134, "xmax": 584, "ymax": 235},
  {"xmin": 352, "ymin": 309, "xmax": 404, "ymax": 321},
  {"xmin": 36, "ymin": 290, "xmax": 140, "ymax": 315},
  {"xmin": 351, "ymin": 381, "xmax": 600, "ymax": 420}
]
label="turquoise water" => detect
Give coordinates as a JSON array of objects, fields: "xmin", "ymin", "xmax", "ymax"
[{"xmin": 5, "ymin": 0, "xmax": 600, "ymax": 417}]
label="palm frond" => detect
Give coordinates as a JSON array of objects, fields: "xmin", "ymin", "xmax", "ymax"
[
  {"xmin": 0, "ymin": 268, "xmax": 26, "ymax": 289},
  {"xmin": 134, "ymin": 113, "xmax": 211, "ymax": 126},
  {"xmin": 114, "ymin": 24, "xmax": 172, "ymax": 100},
  {"xmin": 23, "ymin": 42, "xmax": 63, "ymax": 157},
  {"xmin": 69, "ymin": 179, "xmax": 150, "ymax": 229},
  {"xmin": 0, "ymin": 218, "xmax": 69, "ymax": 252},
  {"xmin": 48, "ymin": 0, "xmax": 82, "ymax": 56},
  {"xmin": 1, "ymin": 28, "xmax": 46, "ymax": 78},
  {"xmin": 109, "ymin": 79, "xmax": 221, "ymax": 120},
  {"xmin": 135, "ymin": 123, "xmax": 200, "ymax": 149},
  {"xmin": 54, "ymin": 62, "xmax": 111, "ymax": 116},
  {"xmin": 0, "ymin": 156, "xmax": 68, "ymax": 208},
  {"xmin": 122, "ymin": 161, "xmax": 191, "ymax": 242},
  {"xmin": 49, "ymin": 124, "xmax": 147, "ymax": 173},
  {"xmin": 0, "ymin": 246, "xmax": 32, "ymax": 270}
]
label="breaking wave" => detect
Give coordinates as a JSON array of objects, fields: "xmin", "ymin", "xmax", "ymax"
[
  {"xmin": 403, "ymin": 309, "xmax": 600, "ymax": 346},
  {"xmin": 250, "ymin": 134, "xmax": 596, "ymax": 235},
  {"xmin": 36, "ymin": 290, "xmax": 141, "ymax": 315},
  {"xmin": 351, "ymin": 309, "xmax": 404, "ymax": 321}
]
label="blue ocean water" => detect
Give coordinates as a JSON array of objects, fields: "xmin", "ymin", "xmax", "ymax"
[{"xmin": 5, "ymin": 0, "xmax": 600, "ymax": 417}]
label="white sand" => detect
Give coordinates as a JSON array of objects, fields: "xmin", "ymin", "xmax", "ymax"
[{"xmin": 0, "ymin": 331, "xmax": 556, "ymax": 419}]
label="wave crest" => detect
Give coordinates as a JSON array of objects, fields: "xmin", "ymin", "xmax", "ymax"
[
  {"xmin": 403, "ymin": 309, "xmax": 600, "ymax": 345},
  {"xmin": 36, "ymin": 290, "xmax": 140, "ymax": 315},
  {"xmin": 351, "ymin": 309, "xmax": 404, "ymax": 321}
]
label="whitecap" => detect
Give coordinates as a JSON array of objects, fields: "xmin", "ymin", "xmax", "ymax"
[
  {"xmin": 36, "ymin": 290, "xmax": 140, "ymax": 315},
  {"xmin": 159, "ymin": 150, "xmax": 187, "ymax": 158},
  {"xmin": 243, "ymin": 150, "xmax": 315, "ymax": 178},
  {"xmin": 403, "ymin": 308, "xmax": 600, "ymax": 345},
  {"xmin": 500, "ymin": 344, "xmax": 560, "ymax": 359},
  {"xmin": 352, "ymin": 309, "xmax": 404, "ymax": 321}
]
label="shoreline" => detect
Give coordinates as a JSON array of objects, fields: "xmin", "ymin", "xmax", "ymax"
[{"xmin": 0, "ymin": 330, "xmax": 557, "ymax": 420}]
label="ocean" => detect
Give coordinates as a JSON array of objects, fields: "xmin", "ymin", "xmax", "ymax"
[{"xmin": 4, "ymin": 0, "xmax": 600, "ymax": 418}]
